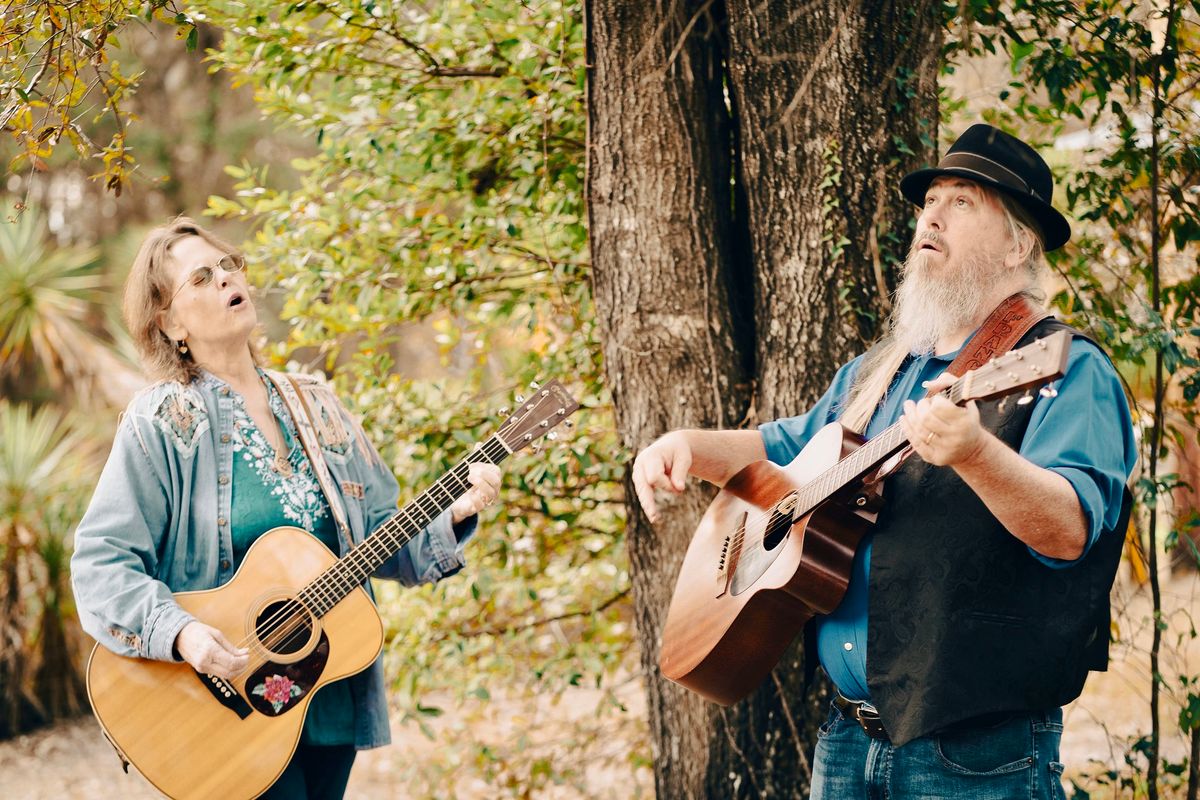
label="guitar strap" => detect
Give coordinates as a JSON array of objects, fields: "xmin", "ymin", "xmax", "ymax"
[
  {"xmin": 934, "ymin": 292, "xmax": 1053, "ymax": 395},
  {"xmin": 265, "ymin": 371, "xmax": 355, "ymax": 553},
  {"xmin": 869, "ymin": 293, "xmax": 1053, "ymax": 483}
]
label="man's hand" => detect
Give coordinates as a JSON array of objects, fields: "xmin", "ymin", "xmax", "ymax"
[
  {"xmin": 900, "ymin": 371, "xmax": 990, "ymax": 467},
  {"xmin": 450, "ymin": 463, "xmax": 503, "ymax": 524},
  {"xmin": 631, "ymin": 431, "xmax": 693, "ymax": 524},
  {"xmin": 174, "ymin": 620, "xmax": 249, "ymax": 678}
]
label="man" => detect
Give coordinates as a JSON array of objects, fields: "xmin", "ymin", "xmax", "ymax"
[{"xmin": 632, "ymin": 124, "xmax": 1137, "ymax": 799}]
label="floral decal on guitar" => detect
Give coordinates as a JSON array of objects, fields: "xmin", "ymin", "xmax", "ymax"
[{"xmin": 252, "ymin": 674, "xmax": 303, "ymax": 713}]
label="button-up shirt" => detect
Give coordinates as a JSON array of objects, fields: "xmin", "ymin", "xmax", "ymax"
[{"xmin": 758, "ymin": 334, "xmax": 1136, "ymax": 701}]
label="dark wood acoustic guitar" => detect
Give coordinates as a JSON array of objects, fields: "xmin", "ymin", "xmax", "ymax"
[
  {"xmin": 86, "ymin": 380, "xmax": 578, "ymax": 800},
  {"xmin": 658, "ymin": 331, "xmax": 1072, "ymax": 705}
]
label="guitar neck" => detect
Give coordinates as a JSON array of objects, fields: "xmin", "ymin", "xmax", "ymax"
[
  {"xmin": 298, "ymin": 433, "xmax": 512, "ymax": 617},
  {"xmin": 792, "ymin": 379, "xmax": 972, "ymax": 520}
]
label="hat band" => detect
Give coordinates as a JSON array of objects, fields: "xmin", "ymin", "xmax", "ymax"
[{"xmin": 938, "ymin": 152, "xmax": 1042, "ymax": 201}]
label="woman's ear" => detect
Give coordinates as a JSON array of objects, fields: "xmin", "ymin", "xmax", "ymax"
[{"xmin": 156, "ymin": 307, "xmax": 187, "ymax": 343}]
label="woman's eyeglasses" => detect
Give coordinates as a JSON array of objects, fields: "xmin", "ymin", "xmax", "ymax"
[{"xmin": 168, "ymin": 254, "xmax": 246, "ymax": 306}]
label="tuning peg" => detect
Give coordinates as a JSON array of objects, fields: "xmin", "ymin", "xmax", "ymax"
[
  {"xmin": 547, "ymin": 431, "xmax": 558, "ymax": 440},
  {"xmin": 1039, "ymin": 386, "xmax": 1058, "ymax": 399},
  {"xmin": 515, "ymin": 394, "xmax": 525, "ymax": 404},
  {"xmin": 498, "ymin": 407, "xmax": 510, "ymax": 416},
  {"xmin": 1017, "ymin": 390, "xmax": 1034, "ymax": 406},
  {"xmin": 532, "ymin": 443, "xmax": 542, "ymax": 453},
  {"xmin": 529, "ymin": 380, "xmax": 540, "ymax": 390},
  {"xmin": 564, "ymin": 420, "xmax": 574, "ymax": 428}
]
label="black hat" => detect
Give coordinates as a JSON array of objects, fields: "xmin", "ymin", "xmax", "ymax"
[{"xmin": 899, "ymin": 124, "xmax": 1071, "ymax": 251}]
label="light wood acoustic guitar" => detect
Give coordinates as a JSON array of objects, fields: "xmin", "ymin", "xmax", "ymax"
[
  {"xmin": 86, "ymin": 380, "xmax": 579, "ymax": 800},
  {"xmin": 658, "ymin": 331, "xmax": 1073, "ymax": 705}
]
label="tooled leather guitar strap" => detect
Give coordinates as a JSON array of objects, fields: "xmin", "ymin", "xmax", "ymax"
[
  {"xmin": 869, "ymin": 293, "xmax": 1053, "ymax": 484},
  {"xmin": 265, "ymin": 371, "xmax": 355, "ymax": 553},
  {"xmin": 935, "ymin": 292, "xmax": 1053, "ymax": 395}
]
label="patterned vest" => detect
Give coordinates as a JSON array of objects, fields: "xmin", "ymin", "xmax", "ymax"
[{"xmin": 866, "ymin": 318, "xmax": 1131, "ymax": 746}]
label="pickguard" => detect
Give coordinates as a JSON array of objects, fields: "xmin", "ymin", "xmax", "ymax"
[{"xmin": 245, "ymin": 632, "xmax": 330, "ymax": 717}]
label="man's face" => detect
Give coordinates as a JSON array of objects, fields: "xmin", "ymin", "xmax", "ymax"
[{"xmin": 910, "ymin": 176, "xmax": 1013, "ymax": 281}]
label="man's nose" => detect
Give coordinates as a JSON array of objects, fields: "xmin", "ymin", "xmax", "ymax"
[{"xmin": 918, "ymin": 205, "xmax": 943, "ymax": 232}]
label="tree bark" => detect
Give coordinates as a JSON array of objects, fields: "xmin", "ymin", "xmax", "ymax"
[
  {"xmin": 726, "ymin": 0, "xmax": 941, "ymax": 419},
  {"xmin": 587, "ymin": 1, "xmax": 939, "ymax": 797},
  {"xmin": 587, "ymin": 2, "xmax": 754, "ymax": 796}
]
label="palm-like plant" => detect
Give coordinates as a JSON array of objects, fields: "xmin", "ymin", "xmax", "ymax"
[
  {"xmin": 0, "ymin": 205, "xmax": 143, "ymax": 407},
  {"xmin": 0, "ymin": 400, "xmax": 95, "ymax": 738}
]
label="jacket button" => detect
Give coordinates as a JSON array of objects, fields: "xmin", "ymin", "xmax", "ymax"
[
  {"xmin": 218, "ymin": 475, "xmax": 229, "ymax": 485},
  {"xmin": 221, "ymin": 559, "xmax": 231, "ymax": 570},
  {"xmin": 221, "ymin": 434, "xmax": 231, "ymax": 443},
  {"xmin": 218, "ymin": 517, "xmax": 227, "ymax": 527},
  {"xmin": 220, "ymin": 387, "xmax": 230, "ymax": 396}
]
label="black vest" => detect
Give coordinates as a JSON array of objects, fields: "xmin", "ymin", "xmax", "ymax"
[{"xmin": 866, "ymin": 319, "xmax": 1131, "ymax": 746}]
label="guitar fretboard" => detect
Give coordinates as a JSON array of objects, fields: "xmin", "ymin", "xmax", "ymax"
[
  {"xmin": 789, "ymin": 381, "xmax": 965, "ymax": 521},
  {"xmin": 297, "ymin": 434, "xmax": 511, "ymax": 617}
]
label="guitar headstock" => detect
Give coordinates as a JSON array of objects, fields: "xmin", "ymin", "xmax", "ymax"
[
  {"xmin": 955, "ymin": 330, "xmax": 1072, "ymax": 404},
  {"xmin": 495, "ymin": 379, "xmax": 580, "ymax": 454}
]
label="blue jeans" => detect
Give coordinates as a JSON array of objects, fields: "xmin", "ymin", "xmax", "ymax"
[{"xmin": 811, "ymin": 703, "xmax": 1067, "ymax": 800}]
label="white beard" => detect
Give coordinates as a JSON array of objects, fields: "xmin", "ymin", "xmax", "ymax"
[{"xmin": 892, "ymin": 233, "xmax": 1012, "ymax": 356}]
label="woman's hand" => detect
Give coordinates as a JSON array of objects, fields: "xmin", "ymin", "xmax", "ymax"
[
  {"xmin": 450, "ymin": 463, "xmax": 503, "ymax": 524},
  {"xmin": 174, "ymin": 620, "xmax": 249, "ymax": 678}
]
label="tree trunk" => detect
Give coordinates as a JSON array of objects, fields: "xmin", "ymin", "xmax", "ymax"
[
  {"xmin": 587, "ymin": 1, "xmax": 754, "ymax": 795},
  {"xmin": 725, "ymin": 0, "xmax": 941, "ymax": 419},
  {"xmin": 587, "ymin": 1, "xmax": 939, "ymax": 796}
]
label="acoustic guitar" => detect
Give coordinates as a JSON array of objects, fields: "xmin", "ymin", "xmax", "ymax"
[
  {"xmin": 658, "ymin": 331, "xmax": 1072, "ymax": 705},
  {"xmin": 86, "ymin": 380, "xmax": 578, "ymax": 800}
]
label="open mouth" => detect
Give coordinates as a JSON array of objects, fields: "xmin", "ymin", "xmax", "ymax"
[
  {"xmin": 919, "ymin": 241, "xmax": 941, "ymax": 253},
  {"xmin": 228, "ymin": 293, "xmax": 245, "ymax": 308}
]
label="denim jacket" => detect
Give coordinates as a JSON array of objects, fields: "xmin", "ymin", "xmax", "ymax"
[{"xmin": 71, "ymin": 370, "xmax": 474, "ymax": 749}]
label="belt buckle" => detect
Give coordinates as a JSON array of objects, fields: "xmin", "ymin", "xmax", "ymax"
[
  {"xmin": 850, "ymin": 700, "xmax": 888, "ymax": 741},
  {"xmin": 852, "ymin": 700, "xmax": 879, "ymax": 722}
]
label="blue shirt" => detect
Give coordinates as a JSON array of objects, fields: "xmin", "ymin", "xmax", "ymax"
[{"xmin": 758, "ymin": 334, "xmax": 1137, "ymax": 701}]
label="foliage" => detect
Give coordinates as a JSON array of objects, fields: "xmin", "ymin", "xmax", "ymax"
[
  {"xmin": 0, "ymin": 1, "xmax": 198, "ymax": 195},
  {"xmin": 189, "ymin": 0, "xmax": 645, "ymax": 793},
  {"xmin": 0, "ymin": 400, "xmax": 96, "ymax": 738},
  {"xmin": 947, "ymin": 1, "xmax": 1200, "ymax": 796}
]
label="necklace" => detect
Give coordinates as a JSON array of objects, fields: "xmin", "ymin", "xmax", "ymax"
[
  {"xmin": 270, "ymin": 429, "xmax": 293, "ymax": 477},
  {"xmin": 260, "ymin": 379, "xmax": 294, "ymax": 478}
]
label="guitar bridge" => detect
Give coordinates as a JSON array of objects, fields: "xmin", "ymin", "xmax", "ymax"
[
  {"xmin": 195, "ymin": 670, "xmax": 253, "ymax": 720},
  {"xmin": 716, "ymin": 512, "xmax": 748, "ymax": 598}
]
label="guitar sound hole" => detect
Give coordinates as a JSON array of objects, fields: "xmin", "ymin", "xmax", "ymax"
[
  {"xmin": 255, "ymin": 600, "xmax": 314, "ymax": 657},
  {"xmin": 762, "ymin": 509, "xmax": 791, "ymax": 551}
]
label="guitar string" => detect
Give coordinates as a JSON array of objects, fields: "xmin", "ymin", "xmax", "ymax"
[
  {"xmin": 229, "ymin": 436, "xmax": 507, "ymax": 663},
  {"xmin": 227, "ymin": 438, "xmax": 508, "ymax": 680},
  {"xmin": 223, "ymin": 436, "xmax": 512, "ymax": 682},
  {"xmin": 722, "ymin": 382, "xmax": 966, "ymax": 562}
]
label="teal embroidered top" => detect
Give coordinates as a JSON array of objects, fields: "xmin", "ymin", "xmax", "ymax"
[{"xmin": 228, "ymin": 375, "xmax": 353, "ymax": 746}]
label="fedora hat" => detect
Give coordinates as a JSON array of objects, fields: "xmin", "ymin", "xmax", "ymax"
[{"xmin": 899, "ymin": 124, "xmax": 1071, "ymax": 251}]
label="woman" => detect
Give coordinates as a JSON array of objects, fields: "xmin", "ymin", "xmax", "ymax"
[{"xmin": 71, "ymin": 217, "xmax": 501, "ymax": 798}]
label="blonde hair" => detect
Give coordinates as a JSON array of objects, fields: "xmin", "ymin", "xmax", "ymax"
[
  {"xmin": 839, "ymin": 188, "xmax": 1047, "ymax": 433},
  {"xmin": 123, "ymin": 217, "xmax": 245, "ymax": 384}
]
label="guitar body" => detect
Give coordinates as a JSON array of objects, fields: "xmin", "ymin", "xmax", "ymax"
[
  {"xmin": 658, "ymin": 422, "xmax": 883, "ymax": 705},
  {"xmin": 86, "ymin": 527, "xmax": 384, "ymax": 800}
]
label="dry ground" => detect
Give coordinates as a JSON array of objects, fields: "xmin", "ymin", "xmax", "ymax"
[{"xmin": 2, "ymin": 567, "xmax": 1196, "ymax": 800}]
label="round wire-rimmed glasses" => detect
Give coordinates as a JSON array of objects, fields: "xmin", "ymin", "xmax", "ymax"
[{"xmin": 167, "ymin": 253, "xmax": 247, "ymax": 307}]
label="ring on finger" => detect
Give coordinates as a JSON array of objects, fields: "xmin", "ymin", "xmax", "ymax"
[{"xmin": 924, "ymin": 431, "xmax": 936, "ymax": 445}]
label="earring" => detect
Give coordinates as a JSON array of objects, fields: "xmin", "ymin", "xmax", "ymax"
[{"xmin": 178, "ymin": 340, "xmax": 189, "ymax": 355}]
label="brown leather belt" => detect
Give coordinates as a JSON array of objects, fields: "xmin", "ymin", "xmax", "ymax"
[{"xmin": 833, "ymin": 694, "xmax": 890, "ymax": 741}]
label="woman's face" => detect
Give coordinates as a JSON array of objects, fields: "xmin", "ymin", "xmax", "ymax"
[{"xmin": 158, "ymin": 235, "xmax": 257, "ymax": 356}]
